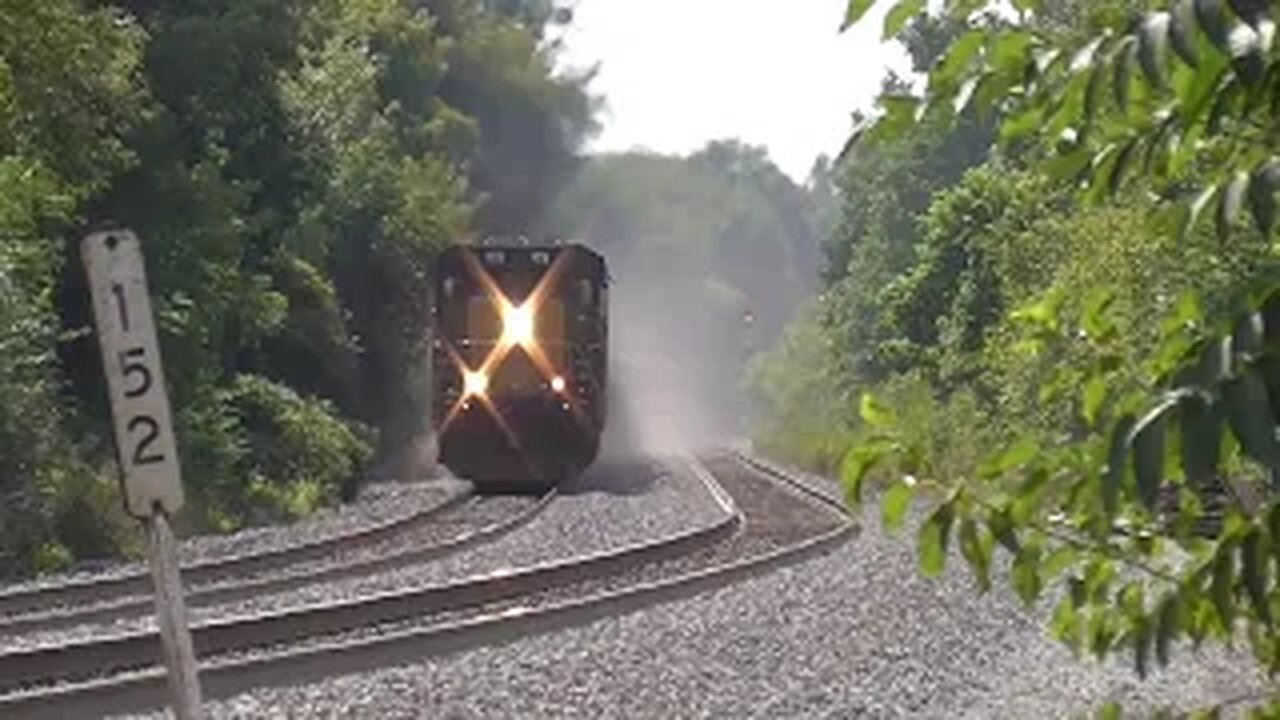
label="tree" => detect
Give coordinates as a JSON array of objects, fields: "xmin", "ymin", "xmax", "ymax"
[
  {"xmin": 837, "ymin": 0, "xmax": 1280, "ymax": 712},
  {"xmin": 0, "ymin": 0, "xmax": 152, "ymax": 572},
  {"xmin": 0, "ymin": 0, "xmax": 596, "ymax": 578}
]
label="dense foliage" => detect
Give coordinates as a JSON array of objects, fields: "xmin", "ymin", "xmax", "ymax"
[
  {"xmin": 0, "ymin": 0, "xmax": 591, "ymax": 577},
  {"xmin": 750, "ymin": 0, "xmax": 1280, "ymax": 714}
]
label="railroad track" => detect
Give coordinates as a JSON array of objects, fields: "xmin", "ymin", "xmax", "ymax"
[
  {"xmin": 0, "ymin": 484, "xmax": 476, "ymax": 622},
  {"xmin": 0, "ymin": 452, "xmax": 853, "ymax": 719},
  {"xmin": 0, "ymin": 491, "xmax": 556, "ymax": 642}
]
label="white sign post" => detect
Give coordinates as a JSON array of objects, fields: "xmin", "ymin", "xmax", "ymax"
[{"xmin": 83, "ymin": 229, "xmax": 203, "ymax": 719}]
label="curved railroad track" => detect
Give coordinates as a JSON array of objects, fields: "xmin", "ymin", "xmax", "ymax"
[
  {"xmin": 0, "ymin": 451, "xmax": 853, "ymax": 719},
  {"xmin": 0, "ymin": 484, "xmax": 476, "ymax": 622},
  {"xmin": 0, "ymin": 491, "xmax": 557, "ymax": 642}
]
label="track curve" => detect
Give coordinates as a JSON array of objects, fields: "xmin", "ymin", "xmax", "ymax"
[
  {"xmin": 0, "ymin": 491, "xmax": 555, "ymax": 641},
  {"xmin": 0, "ymin": 485, "xmax": 474, "ymax": 621},
  {"xmin": 0, "ymin": 452, "xmax": 850, "ymax": 719}
]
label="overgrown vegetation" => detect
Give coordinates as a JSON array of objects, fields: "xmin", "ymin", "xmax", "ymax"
[
  {"xmin": 750, "ymin": 0, "xmax": 1280, "ymax": 713},
  {"xmin": 0, "ymin": 0, "xmax": 591, "ymax": 578}
]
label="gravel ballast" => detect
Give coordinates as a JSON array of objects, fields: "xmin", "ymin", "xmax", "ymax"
[
  {"xmin": 0, "ymin": 477, "xmax": 466, "ymax": 595},
  {"xmin": 4, "ymin": 457, "xmax": 729, "ymax": 652},
  {"xmin": 145, "ymin": 465, "xmax": 1268, "ymax": 719},
  {"xmin": 188, "ymin": 457, "xmax": 730, "ymax": 621}
]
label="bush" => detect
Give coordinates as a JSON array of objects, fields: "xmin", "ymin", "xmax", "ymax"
[
  {"xmin": 745, "ymin": 299, "xmax": 853, "ymax": 475},
  {"xmin": 223, "ymin": 375, "xmax": 374, "ymax": 526}
]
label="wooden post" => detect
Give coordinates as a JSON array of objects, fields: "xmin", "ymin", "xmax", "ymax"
[{"xmin": 146, "ymin": 509, "xmax": 202, "ymax": 719}]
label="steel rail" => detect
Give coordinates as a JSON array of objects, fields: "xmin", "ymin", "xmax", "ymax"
[
  {"xmin": 730, "ymin": 450, "xmax": 847, "ymax": 508},
  {"xmin": 0, "ymin": 458, "xmax": 742, "ymax": 701},
  {"xmin": 0, "ymin": 490, "xmax": 557, "ymax": 639},
  {"xmin": 0, "ymin": 485, "xmax": 474, "ymax": 622},
  {"xmin": 0, "ymin": 453, "xmax": 853, "ymax": 720}
]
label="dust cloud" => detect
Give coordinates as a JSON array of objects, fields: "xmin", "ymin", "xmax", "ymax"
[{"xmin": 597, "ymin": 250, "xmax": 756, "ymax": 462}]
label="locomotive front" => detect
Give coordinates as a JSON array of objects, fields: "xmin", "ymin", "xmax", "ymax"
[{"xmin": 430, "ymin": 243, "xmax": 608, "ymax": 491}]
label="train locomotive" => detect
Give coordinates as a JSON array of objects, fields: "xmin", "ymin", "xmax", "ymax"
[{"xmin": 430, "ymin": 241, "xmax": 608, "ymax": 491}]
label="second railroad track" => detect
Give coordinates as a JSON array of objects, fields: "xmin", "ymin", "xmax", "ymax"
[{"xmin": 0, "ymin": 451, "xmax": 853, "ymax": 719}]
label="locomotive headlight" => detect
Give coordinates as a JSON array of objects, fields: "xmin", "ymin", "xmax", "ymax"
[
  {"xmin": 550, "ymin": 375, "xmax": 566, "ymax": 393},
  {"xmin": 502, "ymin": 303, "xmax": 535, "ymax": 347},
  {"xmin": 463, "ymin": 370, "xmax": 489, "ymax": 397}
]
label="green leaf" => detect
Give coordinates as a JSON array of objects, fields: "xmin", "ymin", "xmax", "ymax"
[
  {"xmin": 1142, "ymin": 113, "xmax": 1177, "ymax": 175},
  {"xmin": 860, "ymin": 392, "xmax": 897, "ymax": 429},
  {"xmin": 1071, "ymin": 36, "xmax": 1107, "ymax": 73},
  {"xmin": 1043, "ymin": 147, "xmax": 1094, "ymax": 183},
  {"xmin": 1085, "ymin": 558, "xmax": 1117, "ymax": 603},
  {"xmin": 1012, "ymin": 541, "xmax": 1043, "ymax": 605},
  {"xmin": 1132, "ymin": 403, "xmax": 1171, "ymax": 511},
  {"xmin": 842, "ymin": 438, "xmax": 899, "ymax": 509},
  {"xmin": 1233, "ymin": 311, "xmax": 1264, "ymax": 359},
  {"xmin": 987, "ymin": 507, "xmax": 1021, "ymax": 553},
  {"xmin": 935, "ymin": 30, "xmax": 986, "ymax": 87},
  {"xmin": 953, "ymin": 76, "xmax": 980, "ymax": 115},
  {"xmin": 945, "ymin": 0, "xmax": 986, "ymax": 20},
  {"xmin": 1108, "ymin": 138, "xmax": 1139, "ymax": 196},
  {"xmin": 872, "ymin": 94, "xmax": 922, "ymax": 142},
  {"xmin": 1138, "ymin": 13, "xmax": 1172, "ymax": 88},
  {"xmin": 1197, "ymin": 335, "xmax": 1232, "ymax": 385},
  {"xmin": 882, "ymin": 0, "xmax": 926, "ymax": 41},
  {"xmin": 1211, "ymin": 541, "xmax": 1236, "ymax": 627},
  {"xmin": 1052, "ymin": 595, "xmax": 1083, "ymax": 652},
  {"xmin": 1241, "ymin": 529, "xmax": 1272, "ymax": 626},
  {"xmin": 1133, "ymin": 615, "xmax": 1153, "ymax": 679},
  {"xmin": 1247, "ymin": 158, "xmax": 1280, "ymax": 237},
  {"xmin": 1180, "ymin": 393, "xmax": 1224, "ymax": 490},
  {"xmin": 1176, "ymin": 49, "xmax": 1228, "ymax": 125},
  {"xmin": 1083, "ymin": 62, "xmax": 1106, "ymax": 131},
  {"xmin": 1194, "ymin": 0, "xmax": 1232, "ymax": 51},
  {"xmin": 1000, "ymin": 105, "xmax": 1046, "ymax": 145},
  {"xmin": 1030, "ymin": 46, "xmax": 1062, "ymax": 80},
  {"xmin": 1180, "ymin": 184, "xmax": 1219, "ymax": 243},
  {"xmin": 1217, "ymin": 171, "xmax": 1249, "ymax": 239},
  {"xmin": 990, "ymin": 31, "xmax": 1034, "ymax": 75},
  {"xmin": 1099, "ymin": 702, "xmax": 1122, "ymax": 720},
  {"xmin": 1070, "ymin": 575, "xmax": 1088, "ymax": 608},
  {"xmin": 1223, "ymin": 367, "xmax": 1280, "ymax": 475},
  {"xmin": 1106, "ymin": 414, "xmax": 1138, "ymax": 515},
  {"xmin": 1113, "ymin": 37, "xmax": 1137, "ymax": 111},
  {"xmin": 881, "ymin": 481, "xmax": 915, "ymax": 531},
  {"xmin": 1084, "ymin": 376, "xmax": 1108, "ymax": 427},
  {"xmin": 979, "ymin": 436, "xmax": 1039, "ymax": 479},
  {"xmin": 841, "ymin": 0, "xmax": 877, "ymax": 30},
  {"xmin": 1269, "ymin": 504, "xmax": 1280, "ymax": 564},
  {"xmin": 1042, "ymin": 546, "xmax": 1078, "ymax": 581},
  {"xmin": 1087, "ymin": 144, "xmax": 1121, "ymax": 204},
  {"xmin": 1170, "ymin": 0, "xmax": 1201, "ymax": 66},
  {"xmin": 1083, "ymin": 287, "xmax": 1118, "ymax": 341},
  {"xmin": 1262, "ymin": 288, "xmax": 1280, "ymax": 348},
  {"xmin": 918, "ymin": 501, "xmax": 955, "ymax": 577},
  {"xmin": 1156, "ymin": 593, "xmax": 1180, "ymax": 667},
  {"xmin": 1206, "ymin": 77, "xmax": 1241, "ymax": 135},
  {"xmin": 958, "ymin": 517, "xmax": 993, "ymax": 592}
]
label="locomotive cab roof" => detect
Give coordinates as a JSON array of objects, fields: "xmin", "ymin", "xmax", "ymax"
[{"xmin": 437, "ymin": 241, "xmax": 609, "ymax": 285}]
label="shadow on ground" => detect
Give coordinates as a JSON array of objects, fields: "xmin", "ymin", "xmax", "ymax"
[{"xmin": 560, "ymin": 456, "xmax": 667, "ymax": 497}]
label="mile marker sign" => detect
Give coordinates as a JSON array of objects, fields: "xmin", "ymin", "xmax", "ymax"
[
  {"xmin": 82, "ymin": 229, "xmax": 184, "ymax": 517},
  {"xmin": 83, "ymin": 228, "xmax": 203, "ymax": 718}
]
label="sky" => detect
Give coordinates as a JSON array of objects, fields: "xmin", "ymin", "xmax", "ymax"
[{"xmin": 555, "ymin": 0, "xmax": 914, "ymax": 184}]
